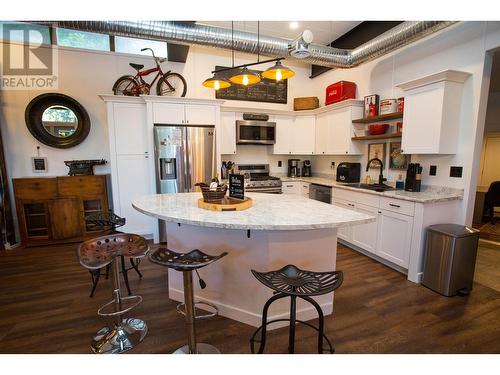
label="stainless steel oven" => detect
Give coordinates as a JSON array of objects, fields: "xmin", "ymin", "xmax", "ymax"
[{"xmin": 236, "ymin": 120, "xmax": 276, "ymax": 145}]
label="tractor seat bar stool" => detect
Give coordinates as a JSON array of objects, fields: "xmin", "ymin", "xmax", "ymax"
[
  {"xmin": 77, "ymin": 233, "xmax": 149, "ymax": 354},
  {"xmin": 250, "ymin": 264, "xmax": 343, "ymax": 354},
  {"xmin": 84, "ymin": 210, "xmax": 143, "ymax": 298},
  {"xmin": 149, "ymin": 247, "xmax": 227, "ymax": 354}
]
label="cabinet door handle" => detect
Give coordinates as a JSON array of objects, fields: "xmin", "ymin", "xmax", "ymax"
[
  {"xmin": 145, "ymin": 156, "xmax": 149, "ymax": 159},
  {"xmin": 348, "ymin": 203, "xmax": 355, "ymax": 207},
  {"xmin": 389, "ymin": 203, "xmax": 401, "ymax": 208},
  {"xmin": 286, "ymin": 185, "xmax": 294, "ymax": 188},
  {"xmin": 378, "ymin": 211, "xmax": 382, "ymax": 214},
  {"xmin": 145, "ymin": 151, "xmax": 148, "ymax": 154}
]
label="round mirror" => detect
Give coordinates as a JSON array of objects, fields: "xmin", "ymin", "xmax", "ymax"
[
  {"xmin": 25, "ymin": 93, "xmax": 90, "ymax": 149},
  {"xmin": 42, "ymin": 105, "xmax": 79, "ymax": 138}
]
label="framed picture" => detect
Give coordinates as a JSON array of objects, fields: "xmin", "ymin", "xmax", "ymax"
[
  {"xmin": 389, "ymin": 142, "xmax": 411, "ymax": 170},
  {"xmin": 31, "ymin": 157, "xmax": 48, "ymax": 173},
  {"xmin": 364, "ymin": 94, "xmax": 380, "ymax": 118},
  {"xmin": 367, "ymin": 143, "xmax": 386, "ymax": 169}
]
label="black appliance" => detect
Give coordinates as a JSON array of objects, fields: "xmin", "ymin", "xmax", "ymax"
[
  {"xmin": 405, "ymin": 163, "xmax": 422, "ymax": 192},
  {"xmin": 287, "ymin": 159, "xmax": 300, "ymax": 178},
  {"xmin": 302, "ymin": 160, "xmax": 312, "ymax": 177},
  {"xmin": 336, "ymin": 162, "xmax": 361, "ymax": 183}
]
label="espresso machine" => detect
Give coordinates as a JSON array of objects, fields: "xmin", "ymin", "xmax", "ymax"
[
  {"xmin": 287, "ymin": 159, "xmax": 300, "ymax": 177},
  {"xmin": 302, "ymin": 160, "xmax": 312, "ymax": 177}
]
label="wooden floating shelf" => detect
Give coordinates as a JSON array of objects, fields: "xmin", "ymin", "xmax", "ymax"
[
  {"xmin": 352, "ymin": 133, "xmax": 403, "ymax": 141},
  {"xmin": 352, "ymin": 112, "xmax": 404, "ymax": 124}
]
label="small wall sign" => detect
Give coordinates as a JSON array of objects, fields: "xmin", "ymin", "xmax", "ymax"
[
  {"xmin": 229, "ymin": 174, "xmax": 245, "ymax": 200},
  {"xmin": 31, "ymin": 157, "xmax": 48, "ymax": 173}
]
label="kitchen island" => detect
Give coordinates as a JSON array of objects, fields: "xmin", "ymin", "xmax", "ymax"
[{"xmin": 133, "ymin": 192, "xmax": 374, "ymax": 327}]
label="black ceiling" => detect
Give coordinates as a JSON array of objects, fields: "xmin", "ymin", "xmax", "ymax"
[{"xmin": 310, "ymin": 21, "xmax": 403, "ymax": 78}]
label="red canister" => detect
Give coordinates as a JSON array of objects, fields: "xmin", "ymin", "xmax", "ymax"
[
  {"xmin": 325, "ymin": 81, "xmax": 356, "ymax": 105},
  {"xmin": 397, "ymin": 97, "xmax": 405, "ymax": 113}
]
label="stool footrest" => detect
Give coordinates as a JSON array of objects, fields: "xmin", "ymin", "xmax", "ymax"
[
  {"xmin": 176, "ymin": 301, "xmax": 218, "ymax": 320},
  {"xmin": 250, "ymin": 318, "xmax": 335, "ymax": 354},
  {"xmin": 97, "ymin": 295, "xmax": 143, "ymax": 317}
]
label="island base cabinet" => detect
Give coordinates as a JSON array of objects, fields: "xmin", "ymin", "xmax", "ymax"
[
  {"xmin": 375, "ymin": 209, "xmax": 413, "ymax": 268},
  {"xmin": 164, "ymin": 222, "xmax": 338, "ymax": 329},
  {"xmin": 332, "ymin": 199, "xmax": 353, "ymax": 242}
]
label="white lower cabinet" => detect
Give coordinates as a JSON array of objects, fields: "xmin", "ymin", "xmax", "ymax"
[
  {"xmin": 115, "ymin": 154, "xmax": 154, "ymax": 235},
  {"xmin": 300, "ymin": 182, "xmax": 310, "ymax": 198},
  {"xmin": 282, "ymin": 181, "xmax": 302, "ymax": 195},
  {"xmin": 376, "ymin": 209, "xmax": 413, "ymax": 268},
  {"xmin": 350, "ymin": 203, "xmax": 379, "ymax": 255},
  {"xmin": 332, "ymin": 199, "xmax": 352, "ymax": 242},
  {"xmin": 332, "ymin": 189, "xmax": 414, "ymax": 269}
]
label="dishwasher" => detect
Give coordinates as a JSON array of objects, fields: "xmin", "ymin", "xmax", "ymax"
[{"xmin": 309, "ymin": 183, "xmax": 332, "ymax": 203}]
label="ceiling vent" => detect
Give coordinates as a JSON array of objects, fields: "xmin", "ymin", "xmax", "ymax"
[{"xmin": 288, "ymin": 30, "xmax": 314, "ymax": 59}]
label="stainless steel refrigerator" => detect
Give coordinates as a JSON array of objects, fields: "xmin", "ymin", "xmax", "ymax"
[{"xmin": 154, "ymin": 124, "xmax": 216, "ymax": 240}]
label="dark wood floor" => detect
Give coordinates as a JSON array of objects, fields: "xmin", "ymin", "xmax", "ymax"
[{"xmin": 1, "ymin": 242, "xmax": 500, "ymax": 354}]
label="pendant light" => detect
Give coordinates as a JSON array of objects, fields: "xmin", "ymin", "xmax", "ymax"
[
  {"xmin": 229, "ymin": 67, "xmax": 261, "ymax": 86},
  {"xmin": 229, "ymin": 21, "xmax": 261, "ymax": 86},
  {"xmin": 262, "ymin": 60, "xmax": 295, "ymax": 81},
  {"xmin": 202, "ymin": 73, "xmax": 231, "ymax": 90}
]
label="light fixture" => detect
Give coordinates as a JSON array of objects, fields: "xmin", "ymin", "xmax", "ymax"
[
  {"xmin": 202, "ymin": 73, "xmax": 231, "ymax": 90},
  {"xmin": 229, "ymin": 67, "xmax": 261, "ymax": 86},
  {"xmin": 262, "ymin": 60, "xmax": 295, "ymax": 81},
  {"xmin": 202, "ymin": 21, "xmax": 296, "ymax": 90},
  {"xmin": 289, "ymin": 21, "xmax": 299, "ymax": 29}
]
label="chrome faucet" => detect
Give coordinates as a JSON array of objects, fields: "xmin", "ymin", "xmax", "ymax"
[{"xmin": 366, "ymin": 158, "xmax": 385, "ymax": 185}]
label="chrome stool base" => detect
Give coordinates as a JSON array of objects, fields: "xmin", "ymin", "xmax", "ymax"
[
  {"xmin": 91, "ymin": 318, "xmax": 148, "ymax": 354},
  {"xmin": 173, "ymin": 343, "xmax": 221, "ymax": 354}
]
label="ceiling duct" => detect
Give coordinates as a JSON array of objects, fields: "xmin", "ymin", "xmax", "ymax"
[{"xmin": 41, "ymin": 21, "xmax": 457, "ymax": 69}]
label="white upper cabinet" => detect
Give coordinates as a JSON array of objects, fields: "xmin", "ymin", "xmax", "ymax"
[
  {"xmin": 153, "ymin": 102, "xmax": 185, "ymax": 124},
  {"xmin": 153, "ymin": 103, "xmax": 216, "ymax": 125},
  {"xmin": 292, "ymin": 116, "xmax": 315, "ymax": 155},
  {"xmin": 328, "ymin": 105, "xmax": 363, "ymax": 155},
  {"xmin": 185, "ymin": 104, "xmax": 216, "ymax": 125},
  {"xmin": 314, "ymin": 102, "xmax": 362, "ymax": 155},
  {"xmin": 220, "ymin": 112, "xmax": 237, "ymax": 154},
  {"xmin": 396, "ymin": 70, "xmax": 471, "ymax": 154},
  {"xmin": 314, "ymin": 113, "xmax": 330, "ymax": 155},
  {"xmin": 113, "ymin": 103, "xmax": 148, "ymax": 155},
  {"xmin": 273, "ymin": 115, "xmax": 295, "ymax": 154}
]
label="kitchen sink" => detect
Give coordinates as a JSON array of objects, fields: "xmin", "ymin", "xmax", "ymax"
[{"xmin": 342, "ymin": 183, "xmax": 395, "ymax": 192}]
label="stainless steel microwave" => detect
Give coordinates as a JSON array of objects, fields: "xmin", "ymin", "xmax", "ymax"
[{"xmin": 236, "ymin": 120, "xmax": 276, "ymax": 145}]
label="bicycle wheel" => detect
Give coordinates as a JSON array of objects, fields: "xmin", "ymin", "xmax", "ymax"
[
  {"xmin": 157, "ymin": 72, "xmax": 187, "ymax": 97},
  {"xmin": 113, "ymin": 75, "xmax": 138, "ymax": 96}
]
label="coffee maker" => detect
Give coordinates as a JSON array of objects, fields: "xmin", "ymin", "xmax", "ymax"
[
  {"xmin": 287, "ymin": 159, "xmax": 300, "ymax": 177},
  {"xmin": 302, "ymin": 160, "xmax": 312, "ymax": 177}
]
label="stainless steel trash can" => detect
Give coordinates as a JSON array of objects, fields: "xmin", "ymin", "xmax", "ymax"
[{"xmin": 422, "ymin": 224, "xmax": 480, "ymax": 296}]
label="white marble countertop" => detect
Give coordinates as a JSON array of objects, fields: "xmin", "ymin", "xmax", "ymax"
[
  {"xmin": 132, "ymin": 192, "xmax": 375, "ymax": 231},
  {"xmin": 280, "ymin": 176, "xmax": 464, "ymax": 203}
]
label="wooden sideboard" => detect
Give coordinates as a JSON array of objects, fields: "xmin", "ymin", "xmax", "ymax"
[{"xmin": 13, "ymin": 175, "xmax": 112, "ymax": 247}]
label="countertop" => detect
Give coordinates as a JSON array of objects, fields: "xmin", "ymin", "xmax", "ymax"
[
  {"xmin": 280, "ymin": 176, "xmax": 464, "ymax": 203},
  {"xmin": 132, "ymin": 192, "xmax": 375, "ymax": 231}
]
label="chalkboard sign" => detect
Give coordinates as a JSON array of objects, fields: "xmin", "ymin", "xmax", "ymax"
[
  {"xmin": 214, "ymin": 65, "xmax": 287, "ymax": 104},
  {"xmin": 229, "ymin": 174, "xmax": 245, "ymax": 200}
]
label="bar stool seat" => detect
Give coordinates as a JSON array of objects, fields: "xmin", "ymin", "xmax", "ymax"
[
  {"xmin": 250, "ymin": 264, "xmax": 343, "ymax": 354},
  {"xmin": 77, "ymin": 233, "xmax": 149, "ymax": 354},
  {"xmin": 149, "ymin": 247, "xmax": 227, "ymax": 354}
]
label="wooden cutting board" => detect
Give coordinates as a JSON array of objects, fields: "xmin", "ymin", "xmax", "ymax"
[{"xmin": 197, "ymin": 197, "xmax": 252, "ymax": 211}]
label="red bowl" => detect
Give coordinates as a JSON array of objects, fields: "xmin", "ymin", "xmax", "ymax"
[{"xmin": 368, "ymin": 123, "xmax": 389, "ymax": 135}]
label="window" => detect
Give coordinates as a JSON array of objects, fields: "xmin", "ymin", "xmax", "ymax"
[
  {"xmin": 0, "ymin": 22, "xmax": 50, "ymax": 45},
  {"xmin": 56, "ymin": 28, "xmax": 110, "ymax": 51},
  {"xmin": 115, "ymin": 36, "xmax": 168, "ymax": 58}
]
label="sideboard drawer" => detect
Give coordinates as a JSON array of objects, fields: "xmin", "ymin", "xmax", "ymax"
[
  {"xmin": 13, "ymin": 178, "xmax": 57, "ymax": 199},
  {"xmin": 57, "ymin": 176, "xmax": 106, "ymax": 197}
]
